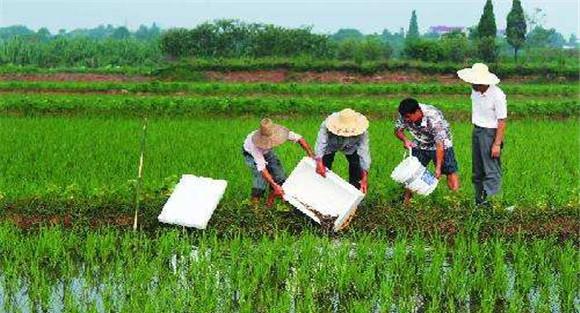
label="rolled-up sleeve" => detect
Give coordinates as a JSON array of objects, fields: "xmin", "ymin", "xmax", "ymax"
[
  {"xmin": 394, "ymin": 115, "xmax": 405, "ymax": 130},
  {"xmin": 314, "ymin": 122, "xmax": 328, "ymax": 159},
  {"xmin": 248, "ymin": 148, "xmax": 267, "ymax": 172},
  {"xmin": 495, "ymin": 90, "xmax": 508, "ymax": 120},
  {"xmin": 357, "ymin": 132, "xmax": 371, "ymax": 171},
  {"xmin": 288, "ymin": 131, "xmax": 302, "ymax": 142}
]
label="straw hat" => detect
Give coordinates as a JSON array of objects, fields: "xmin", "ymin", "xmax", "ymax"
[
  {"xmin": 457, "ymin": 63, "xmax": 500, "ymax": 85},
  {"xmin": 326, "ymin": 108, "xmax": 369, "ymax": 137},
  {"xmin": 252, "ymin": 118, "xmax": 290, "ymax": 149}
]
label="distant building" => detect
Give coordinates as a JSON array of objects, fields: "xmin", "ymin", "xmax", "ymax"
[{"xmin": 428, "ymin": 25, "xmax": 466, "ymax": 36}]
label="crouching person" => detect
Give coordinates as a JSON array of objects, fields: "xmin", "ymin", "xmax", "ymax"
[
  {"xmin": 394, "ymin": 98, "xmax": 460, "ymax": 205},
  {"xmin": 242, "ymin": 118, "xmax": 314, "ymax": 207},
  {"xmin": 314, "ymin": 108, "xmax": 371, "ymax": 193}
]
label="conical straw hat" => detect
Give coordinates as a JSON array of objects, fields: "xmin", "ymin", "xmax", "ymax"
[
  {"xmin": 326, "ymin": 108, "xmax": 369, "ymax": 137},
  {"xmin": 457, "ymin": 63, "xmax": 500, "ymax": 85},
  {"xmin": 252, "ymin": 118, "xmax": 290, "ymax": 149}
]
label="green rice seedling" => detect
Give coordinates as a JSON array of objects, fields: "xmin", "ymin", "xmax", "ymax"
[
  {"xmin": 557, "ymin": 241, "xmax": 578, "ymax": 312},
  {"xmin": 491, "ymin": 238, "xmax": 509, "ymax": 307},
  {"xmin": 511, "ymin": 240, "xmax": 536, "ymax": 311},
  {"xmin": 2, "ymin": 93, "xmax": 577, "ymax": 118},
  {"xmin": 0, "ymin": 224, "xmax": 575, "ymax": 311},
  {"xmin": 1, "ymin": 115, "xmax": 577, "ymax": 231},
  {"xmin": 0, "ymin": 81, "xmax": 576, "ymax": 97},
  {"xmin": 445, "ymin": 234, "xmax": 471, "ymax": 312},
  {"xmin": 422, "ymin": 239, "xmax": 446, "ymax": 310}
]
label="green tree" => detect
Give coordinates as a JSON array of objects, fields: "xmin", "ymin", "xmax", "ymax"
[
  {"xmin": 440, "ymin": 31, "xmax": 469, "ymax": 62},
  {"xmin": 477, "ymin": 0, "xmax": 497, "ymax": 38},
  {"xmin": 506, "ymin": 0, "xmax": 527, "ymax": 62},
  {"xmin": 477, "ymin": 37, "xmax": 497, "ymax": 62},
  {"xmin": 331, "ymin": 29, "xmax": 364, "ymax": 41},
  {"xmin": 36, "ymin": 27, "xmax": 51, "ymax": 41},
  {"xmin": 407, "ymin": 10, "xmax": 420, "ymax": 40},
  {"xmin": 527, "ymin": 26, "xmax": 566, "ymax": 48},
  {"xmin": 111, "ymin": 27, "xmax": 130, "ymax": 40},
  {"xmin": 569, "ymin": 34, "xmax": 577, "ymax": 46},
  {"xmin": 477, "ymin": 0, "xmax": 497, "ymax": 62}
]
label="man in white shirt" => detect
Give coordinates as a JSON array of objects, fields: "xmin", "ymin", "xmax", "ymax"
[
  {"xmin": 242, "ymin": 118, "xmax": 314, "ymax": 207},
  {"xmin": 458, "ymin": 63, "xmax": 507, "ymax": 206}
]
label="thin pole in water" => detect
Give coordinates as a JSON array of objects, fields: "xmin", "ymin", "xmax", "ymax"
[{"xmin": 133, "ymin": 118, "xmax": 148, "ymax": 231}]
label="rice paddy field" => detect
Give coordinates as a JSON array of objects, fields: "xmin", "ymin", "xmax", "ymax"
[{"xmin": 0, "ymin": 77, "xmax": 578, "ymax": 312}]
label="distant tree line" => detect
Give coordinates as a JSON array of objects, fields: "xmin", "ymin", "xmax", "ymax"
[
  {"xmin": 0, "ymin": 1, "xmax": 577, "ymax": 69},
  {"xmin": 0, "ymin": 24, "xmax": 163, "ymax": 67}
]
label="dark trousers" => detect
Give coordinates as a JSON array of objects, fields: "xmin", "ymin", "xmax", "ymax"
[
  {"xmin": 322, "ymin": 152, "xmax": 362, "ymax": 189},
  {"xmin": 472, "ymin": 126, "xmax": 502, "ymax": 204}
]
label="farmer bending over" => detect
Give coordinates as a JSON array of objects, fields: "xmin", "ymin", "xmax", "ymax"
[
  {"xmin": 242, "ymin": 118, "xmax": 314, "ymax": 207},
  {"xmin": 394, "ymin": 98, "xmax": 460, "ymax": 205},
  {"xmin": 314, "ymin": 108, "xmax": 371, "ymax": 193}
]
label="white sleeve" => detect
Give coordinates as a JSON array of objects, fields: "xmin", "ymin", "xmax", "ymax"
[
  {"xmin": 495, "ymin": 89, "xmax": 508, "ymax": 119},
  {"xmin": 288, "ymin": 131, "xmax": 302, "ymax": 142},
  {"xmin": 246, "ymin": 143, "xmax": 267, "ymax": 172},
  {"xmin": 357, "ymin": 132, "xmax": 371, "ymax": 171},
  {"xmin": 314, "ymin": 121, "xmax": 329, "ymax": 159}
]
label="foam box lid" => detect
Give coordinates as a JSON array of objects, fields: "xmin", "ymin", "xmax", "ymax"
[{"xmin": 158, "ymin": 175, "xmax": 227, "ymax": 229}]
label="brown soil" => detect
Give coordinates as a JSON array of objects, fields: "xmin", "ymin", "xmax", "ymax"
[
  {"xmin": 201, "ymin": 70, "xmax": 548, "ymax": 84},
  {"xmin": 0, "ymin": 73, "xmax": 150, "ymax": 82},
  {"xmin": 2, "ymin": 212, "xmax": 577, "ymax": 240},
  {"xmin": 0, "ymin": 70, "xmax": 548, "ymax": 84},
  {"xmin": 205, "ymin": 70, "xmax": 461, "ymax": 84},
  {"xmin": 3, "ymin": 213, "xmax": 134, "ymax": 229},
  {"xmin": 501, "ymin": 216, "xmax": 579, "ymax": 239},
  {"xmin": 205, "ymin": 70, "xmax": 288, "ymax": 83}
]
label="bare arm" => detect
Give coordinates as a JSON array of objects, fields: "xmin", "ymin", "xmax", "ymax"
[
  {"xmin": 395, "ymin": 128, "xmax": 414, "ymax": 148},
  {"xmin": 494, "ymin": 119, "xmax": 506, "ymax": 146},
  {"xmin": 261, "ymin": 169, "xmax": 280, "ymax": 189},
  {"xmin": 491, "ymin": 119, "xmax": 506, "ymax": 158},
  {"xmin": 435, "ymin": 141, "xmax": 444, "ymax": 178},
  {"xmin": 297, "ymin": 138, "xmax": 314, "ymax": 158}
]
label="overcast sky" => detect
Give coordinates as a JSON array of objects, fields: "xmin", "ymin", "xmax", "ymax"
[{"xmin": 1, "ymin": 0, "xmax": 578, "ymax": 37}]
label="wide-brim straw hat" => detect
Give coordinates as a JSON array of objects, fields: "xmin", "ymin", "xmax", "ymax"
[
  {"xmin": 326, "ymin": 108, "xmax": 369, "ymax": 137},
  {"xmin": 252, "ymin": 118, "xmax": 290, "ymax": 149},
  {"xmin": 457, "ymin": 63, "xmax": 500, "ymax": 85}
]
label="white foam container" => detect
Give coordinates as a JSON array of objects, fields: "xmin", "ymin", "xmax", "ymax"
[
  {"xmin": 282, "ymin": 157, "xmax": 365, "ymax": 231},
  {"xmin": 158, "ymin": 175, "xmax": 228, "ymax": 229}
]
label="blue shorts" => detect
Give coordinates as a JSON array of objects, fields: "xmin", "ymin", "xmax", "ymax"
[{"xmin": 412, "ymin": 147, "xmax": 459, "ymax": 175}]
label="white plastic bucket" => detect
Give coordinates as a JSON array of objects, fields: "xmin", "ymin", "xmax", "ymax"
[
  {"xmin": 390, "ymin": 148, "xmax": 424, "ymax": 184},
  {"xmin": 390, "ymin": 148, "xmax": 438, "ymax": 196}
]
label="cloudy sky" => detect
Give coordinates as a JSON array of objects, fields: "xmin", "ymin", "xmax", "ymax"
[{"xmin": 1, "ymin": 0, "xmax": 578, "ymax": 37}]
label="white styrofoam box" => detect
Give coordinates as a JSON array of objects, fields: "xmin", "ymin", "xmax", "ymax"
[
  {"xmin": 282, "ymin": 157, "xmax": 365, "ymax": 231},
  {"xmin": 158, "ymin": 175, "xmax": 227, "ymax": 229}
]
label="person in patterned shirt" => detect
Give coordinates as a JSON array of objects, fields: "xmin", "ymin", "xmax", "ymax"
[{"xmin": 394, "ymin": 98, "xmax": 460, "ymax": 205}]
